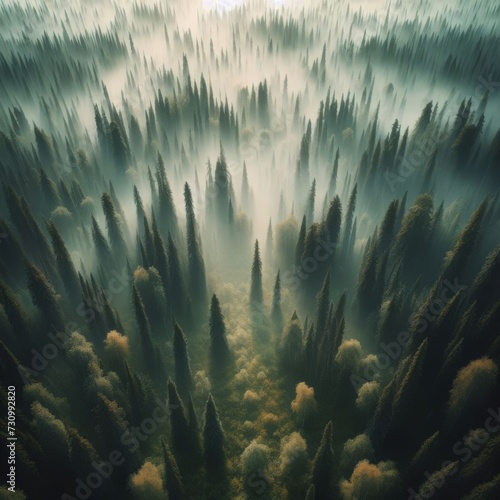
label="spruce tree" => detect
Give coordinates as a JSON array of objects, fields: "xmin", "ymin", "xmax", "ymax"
[
  {"xmin": 209, "ymin": 294, "xmax": 230, "ymax": 365},
  {"xmin": 203, "ymin": 394, "xmax": 226, "ymax": 476},
  {"xmin": 47, "ymin": 221, "xmax": 80, "ymax": 304},
  {"xmin": 184, "ymin": 182, "xmax": 207, "ymax": 306},
  {"xmin": 91, "ymin": 215, "xmax": 113, "ymax": 270},
  {"xmin": 271, "ymin": 271, "xmax": 283, "ymax": 331},
  {"xmin": 132, "ymin": 283, "xmax": 155, "ymax": 368},
  {"xmin": 312, "ymin": 421, "xmax": 335, "ymax": 499},
  {"xmin": 101, "ymin": 192, "xmax": 127, "ymax": 258},
  {"xmin": 167, "ymin": 233, "xmax": 187, "ymax": 316},
  {"xmin": 156, "ymin": 153, "xmax": 179, "ymax": 240},
  {"xmin": 167, "ymin": 378, "xmax": 191, "ymax": 467},
  {"xmin": 250, "ymin": 239, "xmax": 263, "ymax": 305},
  {"xmin": 161, "ymin": 439, "xmax": 185, "ymax": 500},
  {"xmin": 26, "ymin": 261, "xmax": 64, "ymax": 331},
  {"xmin": 173, "ymin": 322, "xmax": 193, "ymax": 399}
]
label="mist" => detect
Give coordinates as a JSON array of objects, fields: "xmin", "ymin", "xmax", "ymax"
[{"xmin": 1, "ymin": 0, "xmax": 499, "ymax": 499}]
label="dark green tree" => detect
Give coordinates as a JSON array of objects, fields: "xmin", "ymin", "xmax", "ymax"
[
  {"xmin": 250, "ymin": 239, "xmax": 263, "ymax": 305},
  {"xmin": 132, "ymin": 283, "xmax": 155, "ymax": 368},
  {"xmin": 161, "ymin": 439, "xmax": 185, "ymax": 500},
  {"xmin": 185, "ymin": 182, "xmax": 207, "ymax": 305},
  {"xmin": 173, "ymin": 322, "xmax": 193, "ymax": 399},
  {"xmin": 209, "ymin": 294, "xmax": 230, "ymax": 365},
  {"xmin": 312, "ymin": 421, "xmax": 335, "ymax": 499},
  {"xmin": 101, "ymin": 192, "xmax": 127, "ymax": 258},
  {"xmin": 203, "ymin": 394, "xmax": 226, "ymax": 476},
  {"xmin": 26, "ymin": 261, "xmax": 64, "ymax": 331},
  {"xmin": 271, "ymin": 271, "xmax": 283, "ymax": 331},
  {"xmin": 47, "ymin": 221, "xmax": 80, "ymax": 304}
]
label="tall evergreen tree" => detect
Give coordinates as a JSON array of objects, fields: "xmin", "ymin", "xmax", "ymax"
[
  {"xmin": 312, "ymin": 421, "xmax": 335, "ymax": 499},
  {"xmin": 271, "ymin": 271, "xmax": 284, "ymax": 331},
  {"xmin": 173, "ymin": 322, "xmax": 193, "ymax": 399},
  {"xmin": 91, "ymin": 215, "xmax": 113, "ymax": 269},
  {"xmin": 250, "ymin": 239, "xmax": 263, "ymax": 305},
  {"xmin": 203, "ymin": 394, "xmax": 226, "ymax": 476},
  {"xmin": 47, "ymin": 221, "xmax": 80, "ymax": 304},
  {"xmin": 101, "ymin": 192, "xmax": 127, "ymax": 258},
  {"xmin": 26, "ymin": 261, "xmax": 64, "ymax": 331},
  {"xmin": 167, "ymin": 233, "xmax": 187, "ymax": 316},
  {"xmin": 161, "ymin": 439, "xmax": 185, "ymax": 500},
  {"xmin": 132, "ymin": 283, "xmax": 155, "ymax": 367},
  {"xmin": 209, "ymin": 294, "xmax": 231, "ymax": 369},
  {"xmin": 156, "ymin": 153, "xmax": 179, "ymax": 240},
  {"xmin": 167, "ymin": 378, "xmax": 192, "ymax": 469},
  {"xmin": 184, "ymin": 182, "xmax": 207, "ymax": 306}
]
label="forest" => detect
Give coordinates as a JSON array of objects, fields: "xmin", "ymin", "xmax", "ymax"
[{"xmin": 0, "ymin": 0, "xmax": 499, "ymax": 499}]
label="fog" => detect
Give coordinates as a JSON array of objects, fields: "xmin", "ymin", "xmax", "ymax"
[{"xmin": 1, "ymin": 0, "xmax": 499, "ymax": 499}]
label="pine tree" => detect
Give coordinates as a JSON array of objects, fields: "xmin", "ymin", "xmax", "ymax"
[
  {"xmin": 203, "ymin": 394, "xmax": 226, "ymax": 476},
  {"xmin": 340, "ymin": 184, "xmax": 357, "ymax": 264},
  {"xmin": 101, "ymin": 192, "xmax": 127, "ymax": 258},
  {"xmin": 355, "ymin": 240, "xmax": 378, "ymax": 312},
  {"xmin": 214, "ymin": 143, "xmax": 230, "ymax": 224},
  {"xmin": 306, "ymin": 179, "xmax": 316, "ymax": 223},
  {"xmin": 265, "ymin": 218, "xmax": 273, "ymax": 264},
  {"xmin": 47, "ymin": 221, "xmax": 80, "ymax": 304},
  {"xmin": 187, "ymin": 394, "xmax": 203, "ymax": 467},
  {"xmin": 91, "ymin": 215, "xmax": 113, "ymax": 269},
  {"xmin": 109, "ymin": 120, "xmax": 130, "ymax": 172},
  {"xmin": 161, "ymin": 439, "xmax": 185, "ymax": 500},
  {"xmin": 173, "ymin": 323, "xmax": 193, "ymax": 399},
  {"xmin": 167, "ymin": 378, "xmax": 192, "ymax": 468},
  {"xmin": 441, "ymin": 200, "xmax": 487, "ymax": 280},
  {"xmin": 312, "ymin": 421, "xmax": 335, "ymax": 499},
  {"xmin": 271, "ymin": 271, "xmax": 283, "ymax": 331},
  {"xmin": 26, "ymin": 261, "xmax": 64, "ymax": 331},
  {"xmin": 185, "ymin": 182, "xmax": 207, "ymax": 306},
  {"xmin": 315, "ymin": 271, "xmax": 331, "ymax": 340},
  {"xmin": 132, "ymin": 284, "xmax": 155, "ymax": 368},
  {"xmin": 323, "ymin": 196, "xmax": 342, "ymax": 270},
  {"xmin": 0, "ymin": 280, "xmax": 31, "ymax": 350},
  {"xmin": 378, "ymin": 199, "xmax": 399, "ymax": 253},
  {"xmin": 156, "ymin": 153, "xmax": 179, "ymax": 240},
  {"xmin": 209, "ymin": 294, "xmax": 230, "ymax": 365},
  {"xmin": 167, "ymin": 233, "xmax": 187, "ymax": 316},
  {"xmin": 93, "ymin": 393, "xmax": 139, "ymax": 477},
  {"xmin": 250, "ymin": 239, "xmax": 263, "ymax": 304},
  {"xmin": 295, "ymin": 215, "xmax": 307, "ymax": 266}
]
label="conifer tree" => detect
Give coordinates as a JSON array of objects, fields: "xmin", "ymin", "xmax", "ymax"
[
  {"xmin": 306, "ymin": 179, "xmax": 316, "ymax": 223},
  {"xmin": 271, "ymin": 271, "xmax": 284, "ymax": 331},
  {"xmin": 173, "ymin": 322, "xmax": 193, "ymax": 399},
  {"xmin": 91, "ymin": 215, "xmax": 113, "ymax": 270},
  {"xmin": 101, "ymin": 192, "xmax": 127, "ymax": 258},
  {"xmin": 26, "ymin": 261, "xmax": 64, "ymax": 331},
  {"xmin": 47, "ymin": 221, "xmax": 80, "ymax": 304},
  {"xmin": 161, "ymin": 439, "xmax": 185, "ymax": 500},
  {"xmin": 378, "ymin": 199, "xmax": 399, "ymax": 253},
  {"xmin": 250, "ymin": 239, "xmax": 263, "ymax": 305},
  {"xmin": 312, "ymin": 421, "xmax": 335, "ymax": 499},
  {"xmin": 295, "ymin": 215, "xmax": 307, "ymax": 267},
  {"xmin": 214, "ymin": 143, "xmax": 230, "ymax": 224},
  {"xmin": 209, "ymin": 294, "xmax": 230, "ymax": 365},
  {"xmin": 315, "ymin": 271, "xmax": 331, "ymax": 339},
  {"xmin": 156, "ymin": 153, "xmax": 179, "ymax": 240},
  {"xmin": 340, "ymin": 183, "xmax": 357, "ymax": 263},
  {"xmin": 167, "ymin": 233, "xmax": 187, "ymax": 315},
  {"xmin": 167, "ymin": 378, "xmax": 191, "ymax": 465},
  {"xmin": 203, "ymin": 394, "xmax": 226, "ymax": 475},
  {"xmin": 132, "ymin": 283, "xmax": 155, "ymax": 367},
  {"xmin": 0, "ymin": 280, "xmax": 31, "ymax": 350},
  {"xmin": 185, "ymin": 182, "xmax": 207, "ymax": 306}
]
